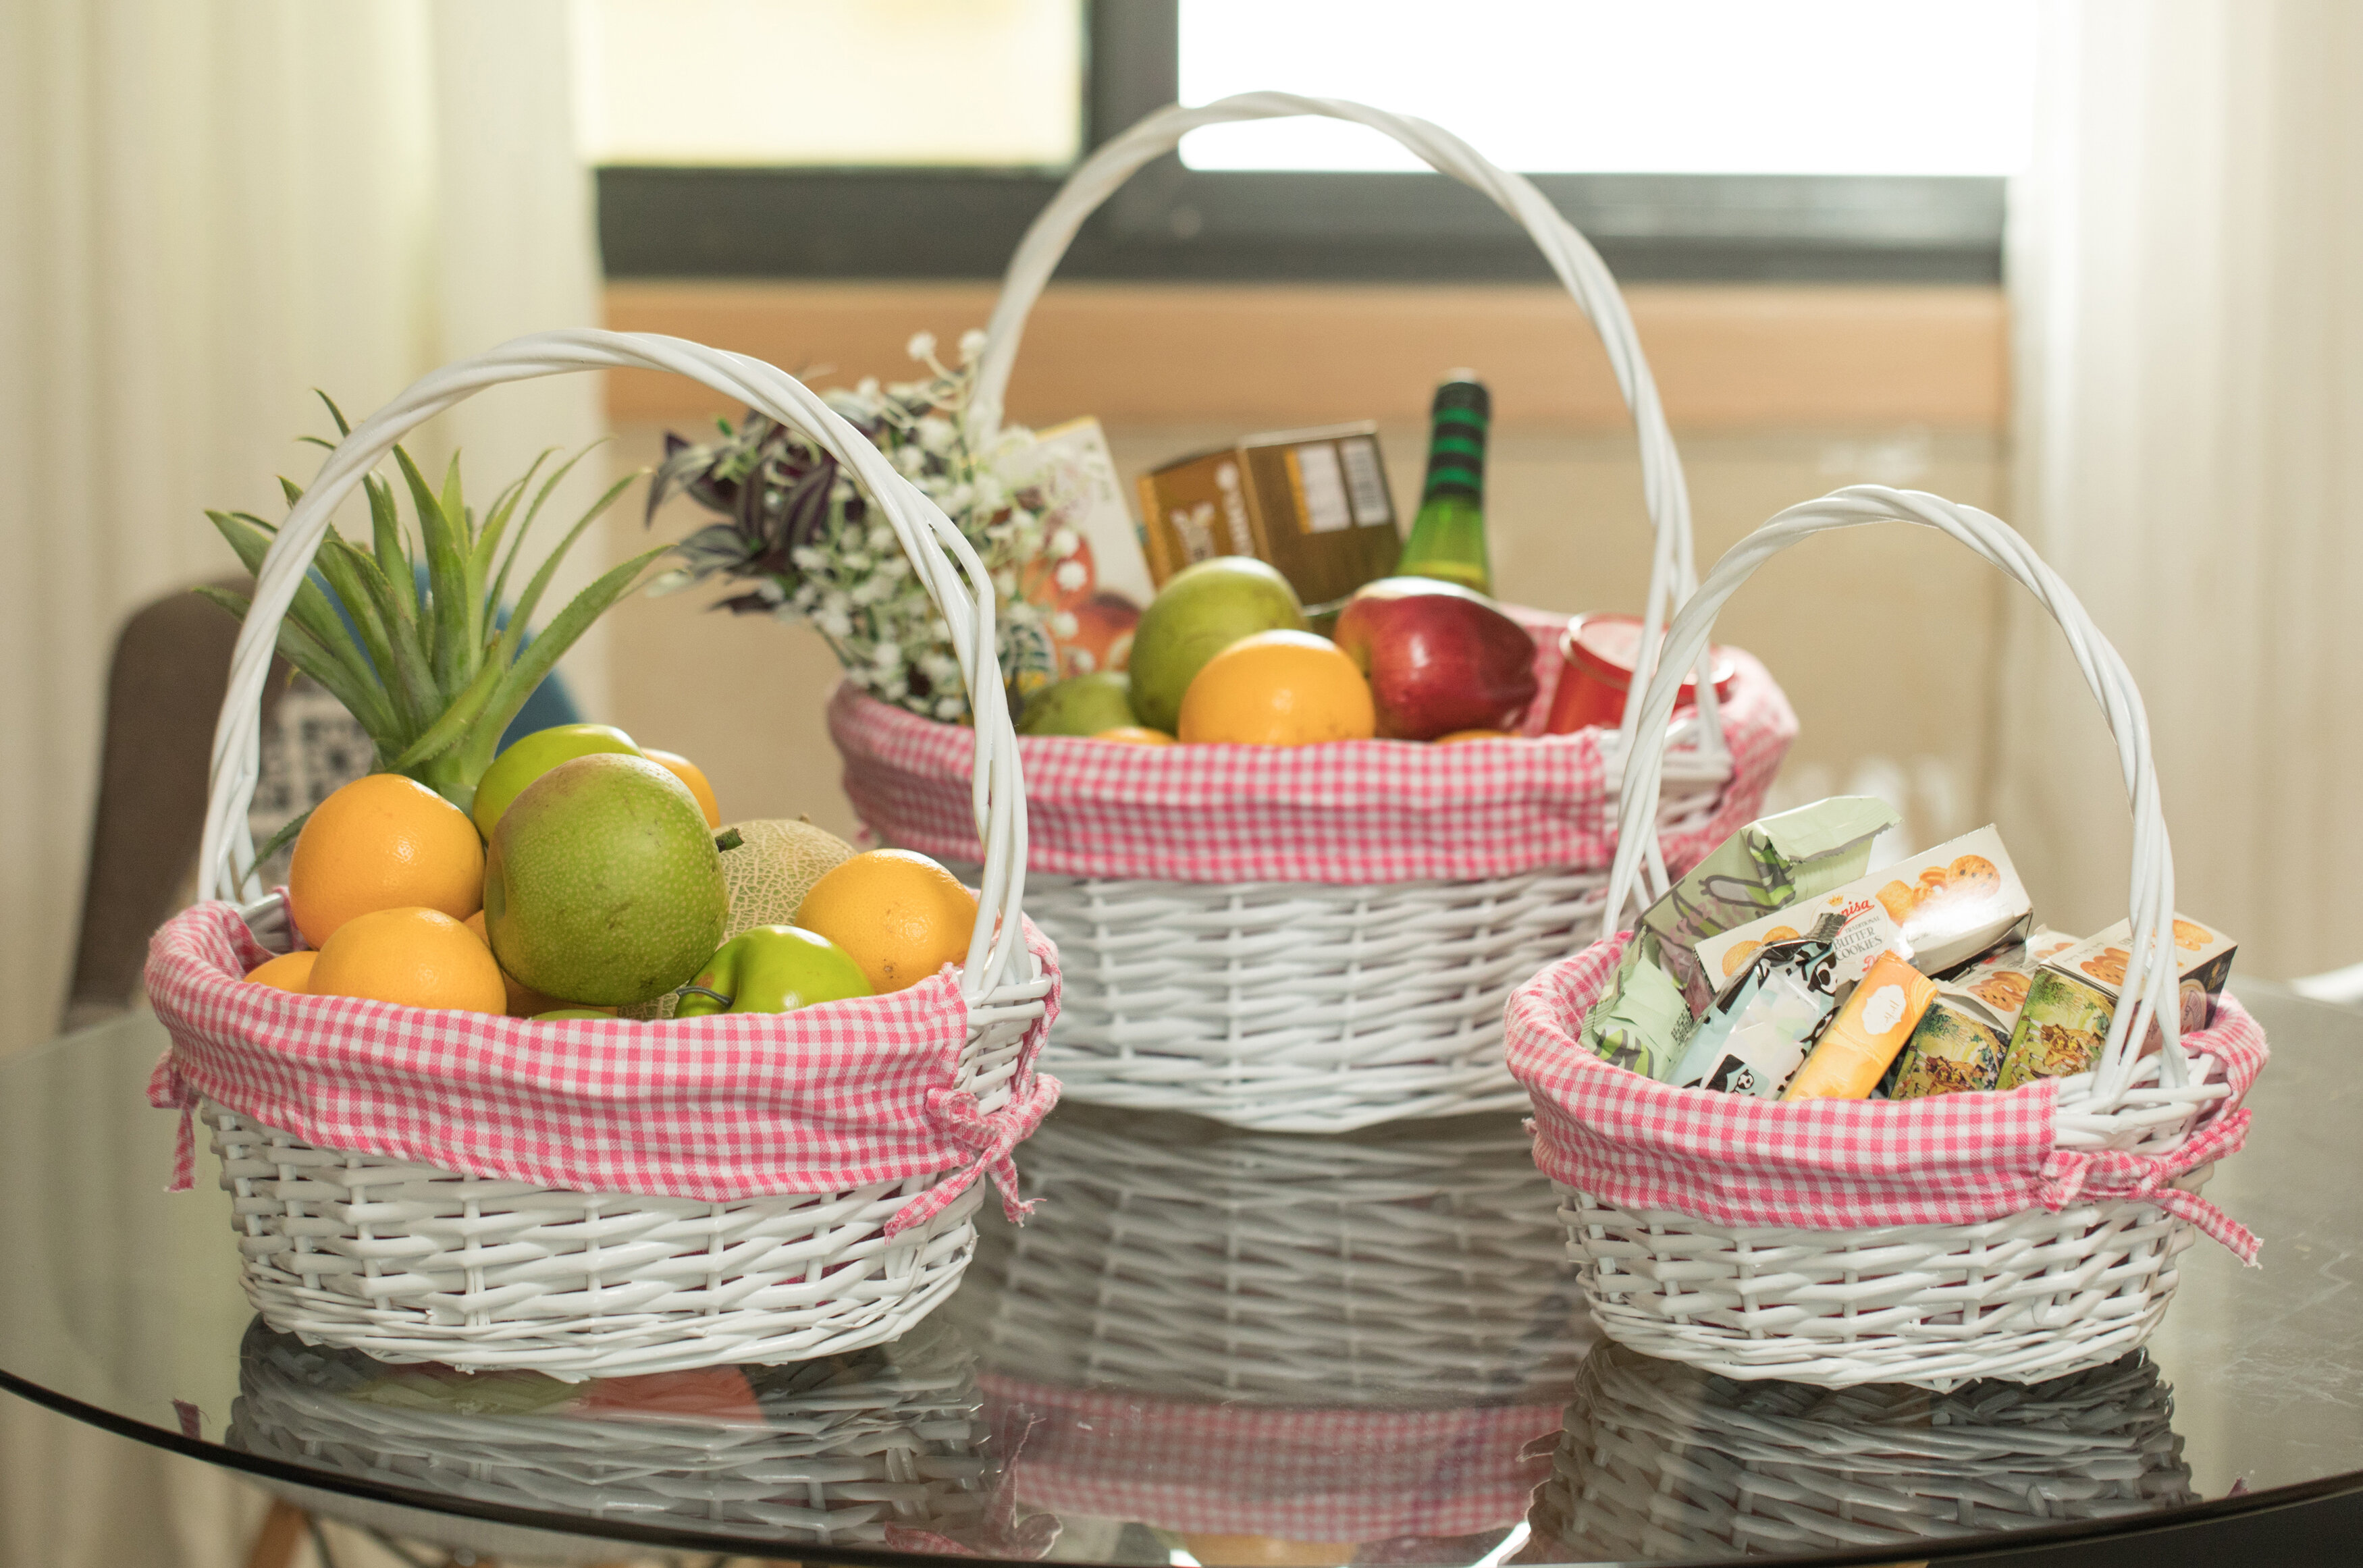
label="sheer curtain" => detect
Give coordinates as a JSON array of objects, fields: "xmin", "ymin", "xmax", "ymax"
[
  {"xmin": 2000, "ymin": 0, "xmax": 2363, "ymax": 978},
  {"xmin": 0, "ymin": 0, "xmax": 604, "ymax": 1064},
  {"xmin": 0, "ymin": 3, "xmax": 600, "ymax": 1563}
]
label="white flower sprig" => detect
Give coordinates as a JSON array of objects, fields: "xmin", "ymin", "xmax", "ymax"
[{"xmin": 646, "ymin": 330, "xmax": 1064, "ymax": 722}]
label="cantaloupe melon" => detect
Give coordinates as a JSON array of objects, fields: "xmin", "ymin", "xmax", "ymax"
[
  {"xmin": 718, "ymin": 817, "xmax": 856, "ymax": 941},
  {"xmin": 622, "ymin": 818, "xmax": 856, "ymax": 1019}
]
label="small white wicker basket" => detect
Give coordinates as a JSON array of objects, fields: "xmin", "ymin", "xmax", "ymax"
[
  {"xmin": 182, "ymin": 332, "xmax": 1056, "ymax": 1378},
  {"xmin": 1526, "ymin": 1343, "xmax": 2195, "ymax": 1561},
  {"xmin": 1523, "ymin": 485, "xmax": 2261, "ymax": 1390},
  {"xmin": 849, "ymin": 92, "xmax": 1780, "ymax": 1135}
]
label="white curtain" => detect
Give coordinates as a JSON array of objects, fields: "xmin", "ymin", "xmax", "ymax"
[
  {"xmin": 0, "ymin": 0, "xmax": 605, "ymax": 1064},
  {"xmin": 2001, "ymin": 0, "xmax": 2363, "ymax": 979},
  {"xmin": 0, "ymin": 3, "xmax": 600, "ymax": 1563}
]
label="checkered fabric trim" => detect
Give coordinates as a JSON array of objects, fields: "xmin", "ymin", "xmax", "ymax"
[
  {"xmin": 1507, "ymin": 936, "xmax": 2267, "ymax": 1260},
  {"xmin": 830, "ymin": 616, "xmax": 1797, "ymax": 884},
  {"xmin": 980, "ymin": 1376, "xmax": 1560, "ymax": 1541},
  {"xmin": 143, "ymin": 901, "xmax": 1061, "ymax": 1231}
]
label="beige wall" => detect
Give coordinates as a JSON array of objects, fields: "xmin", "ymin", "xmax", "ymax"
[{"xmin": 596, "ymin": 281, "xmax": 2009, "ymax": 861}]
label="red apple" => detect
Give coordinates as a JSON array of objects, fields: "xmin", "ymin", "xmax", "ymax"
[{"xmin": 1331, "ymin": 578, "xmax": 1541, "ymax": 740}]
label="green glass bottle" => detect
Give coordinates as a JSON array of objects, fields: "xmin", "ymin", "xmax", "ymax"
[{"xmin": 1395, "ymin": 371, "xmax": 1493, "ymax": 594}]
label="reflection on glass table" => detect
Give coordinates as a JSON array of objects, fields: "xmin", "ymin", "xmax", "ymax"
[
  {"xmin": 1, "ymin": 983, "xmax": 2360, "ymax": 1565},
  {"xmin": 1526, "ymin": 1344, "xmax": 2194, "ymax": 1562},
  {"xmin": 951, "ymin": 1106, "xmax": 1592, "ymax": 1563},
  {"xmin": 226, "ymin": 1314, "xmax": 1045, "ymax": 1559}
]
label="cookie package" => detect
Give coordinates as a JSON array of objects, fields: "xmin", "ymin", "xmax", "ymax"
[{"xmin": 1995, "ymin": 914, "xmax": 2239, "ymax": 1089}]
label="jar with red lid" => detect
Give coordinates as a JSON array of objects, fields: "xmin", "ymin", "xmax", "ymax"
[{"xmin": 1545, "ymin": 612, "xmax": 1736, "ymax": 735}]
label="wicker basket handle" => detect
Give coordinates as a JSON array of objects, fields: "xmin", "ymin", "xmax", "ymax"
[
  {"xmin": 196, "ymin": 330, "xmax": 1034, "ymax": 1000},
  {"xmin": 1599, "ymin": 485, "xmax": 2183, "ymax": 1103},
  {"xmin": 967, "ymin": 90, "xmax": 1724, "ymax": 759}
]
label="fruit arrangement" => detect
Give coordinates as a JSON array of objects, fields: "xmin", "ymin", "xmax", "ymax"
[
  {"xmin": 247, "ymin": 724, "xmax": 978, "ymax": 1021},
  {"xmin": 199, "ymin": 396, "xmax": 668, "ymax": 858},
  {"xmin": 1014, "ymin": 557, "xmax": 1542, "ymax": 747}
]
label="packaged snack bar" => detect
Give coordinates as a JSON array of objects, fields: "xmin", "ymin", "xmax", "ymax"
[
  {"xmin": 1583, "ymin": 796, "xmax": 1897, "ymax": 1071},
  {"xmin": 1633, "ymin": 796, "xmax": 1900, "ymax": 1009},
  {"xmin": 1583, "ymin": 948, "xmax": 1693, "ymax": 1080},
  {"xmin": 1667, "ymin": 915, "xmax": 1846, "ymax": 1097},
  {"xmin": 1995, "ymin": 914, "xmax": 2239, "ymax": 1089},
  {"xmin": 1782, "ymin": 951, "xmax": 1940, "ymax": 1102},
  {"xmin": 1887, "ymin": 926, "xmax": 2073, "ymax": 1099},
  {"xmin": 1693, "ymin": 890, "xmax": 1902, "ymax": 1008}
]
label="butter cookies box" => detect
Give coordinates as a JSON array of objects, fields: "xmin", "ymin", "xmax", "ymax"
[{"xmin": 1996, "ymin": 915, "xmax": 2238, "ymax": 1089}]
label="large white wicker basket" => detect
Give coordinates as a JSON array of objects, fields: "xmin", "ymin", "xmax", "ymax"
[
  {"xmin": 1524, "ymin": 485, "xmax": 2260, "ymax": 1390},
  {"xmin": 855, "ymin": 92, "xmax": 1778, "ymax": 1135},
  {"xmin": 184, "ymin": 333, "xmax": 1055, "ymax": 1377},
  {"xmin": 1526, "ymin": 1343, "xmax": 2195, "ymax": 1561}
]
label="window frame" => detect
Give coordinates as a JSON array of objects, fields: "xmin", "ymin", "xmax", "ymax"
[{"xmin": 595, "ymin": 1, "xmax": 2004, "ymax": 284}]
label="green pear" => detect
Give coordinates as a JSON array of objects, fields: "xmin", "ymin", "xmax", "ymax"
[{"xmin": 1127, "ymin": 558, "xmax": 1308, "ymax": 733}]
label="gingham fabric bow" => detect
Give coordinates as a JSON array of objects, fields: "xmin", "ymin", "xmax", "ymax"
[
  {"xmin": 2036, "ymin": 1105, "xmax": 2259, "ymax": 1263},
  {"xmin": 886, "ymin": 1079, "xmax": 1057, "ymax": 1236}
]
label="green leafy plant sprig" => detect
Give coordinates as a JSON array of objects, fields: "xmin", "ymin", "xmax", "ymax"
[{"xmin": 201, "ymin": 394, "xmax": 664, "ymax": 852}]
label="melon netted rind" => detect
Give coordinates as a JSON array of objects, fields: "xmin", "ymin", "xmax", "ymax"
[{"xmin": 720, "ymin": 818, "xmax": 857, "ymax": 942}]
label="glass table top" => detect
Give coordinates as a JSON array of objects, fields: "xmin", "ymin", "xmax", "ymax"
[{"xmin": 1, "ymin": 983, "xmax": 2357, "ymax": 1566}]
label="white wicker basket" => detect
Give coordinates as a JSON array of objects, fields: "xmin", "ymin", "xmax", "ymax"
[
  {"xmin": 1531, "ymin": 485, "xmax": 2259, "ymax": 1390},
  {"xmin": 1526, "ymin": 1343, "xmax": 2195, "ymax": 1561},
  {"xmin": 876, "ymin": 91, "xmax": 1772, "ymax": 1135},
  {"xmin": 228, "ymin": 1315, "xmax": 999, "ymax": 1555},
  {"xmin": 184, "ymin": 332, "xmax": 1055, "ymax": 1378},
  {"xmin": 953, "ymin": 1106, "xmax": 1592, "ymax": 1407}
]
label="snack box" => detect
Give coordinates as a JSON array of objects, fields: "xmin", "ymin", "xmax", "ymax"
[
  {"xmin": 1995, "ymin": 915, "xmax": 2239, "ymax": 1089},
  {"xmin": 1136, "ymin": 423, "xmax": 1401, "ymax": 605},
  {"xmin": 1887, "ymin": 927, "xmax": 2075, "ymax": 1100},
  {"xmin": 1012, "ymin": 416, "xmax": 1156, "ymax": 678},
  {"xmin": 1693, "ymin": 825, "xmax": 2031, "ymax": 1006}
]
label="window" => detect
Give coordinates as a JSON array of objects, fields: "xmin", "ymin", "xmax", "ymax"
[{"xmin": 592, "ymin": 1, "xmax": 2029, "ymax": 281}]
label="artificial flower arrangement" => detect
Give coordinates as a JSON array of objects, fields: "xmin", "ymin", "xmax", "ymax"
[{"xmin": 647, "ymin": 330, "xmax": 1115, "ymax": 724}]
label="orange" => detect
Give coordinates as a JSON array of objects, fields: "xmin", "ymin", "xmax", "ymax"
[
  {"xmin": 288, "ymin": 774, "xmax": 485, "ymax": 948},
  {"xmin": 1094, "ymin": 726, "xmax": 1177, "ymax": 746},
  {"xmin": 243, "ymin": 951, "xmax": 318, "ymax": 992},
  {"xmin": 1435, "ymin": 728, "xmax": 1521, "ymax": 745},
  {"xmin": 1176, "ymin": 631, "xmax": 1376, "ymax": 747},
  {"xmin": 309, "ymin": 906, "xmax": 506, "ymax": 1013},
  {"xmin": 644, "ymin": 748, "xmax": 721, "ymax": 828},
  {"xmin": 795, "ymin": 848, "xmax": 979, "ymax": 994}
]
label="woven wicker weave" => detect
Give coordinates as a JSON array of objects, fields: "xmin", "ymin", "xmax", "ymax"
[
  {"xmin": 178, "ymin": 331, "xmax": 1057, "ymax": 1376},
  {"xmin": 839, "ymin": 91, "xmax": 1788, "ymax": 1135},
  {"xmin": 1526, "ymin": 1343, "xmax": 2195, "ymax": 1561}
]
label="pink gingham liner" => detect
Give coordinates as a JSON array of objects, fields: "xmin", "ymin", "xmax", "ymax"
[
  {"xmin": 1506, "ymin": 934, "xmax": 2267, "ymax": 1262},
  {"xmin": 830, "ymin": 614, "xmax": 1797, "ymax": 884},
  {"xmin": 143, "ymin": 900, "xmax": 1061, "ymax": 1236},
  {"xmin": 980, "ymin": 1376, "xmax": 1560, "ymax": 1541}
]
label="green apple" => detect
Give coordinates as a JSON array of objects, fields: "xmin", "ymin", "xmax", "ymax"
[{"xmin": 471, "ymin": 723, "xmax": 640, "ymax": 838}]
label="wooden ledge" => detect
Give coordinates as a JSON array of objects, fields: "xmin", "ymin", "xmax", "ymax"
[{"xmin": 605, "ymin": 280, "xmax": 2006, "ymax": 433}]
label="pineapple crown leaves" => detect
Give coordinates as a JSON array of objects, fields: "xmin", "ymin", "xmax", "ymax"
[{"xmin": 199, "ymin": 390, "xmax": 664, "ymax": 811}]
